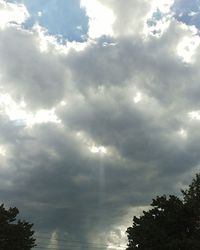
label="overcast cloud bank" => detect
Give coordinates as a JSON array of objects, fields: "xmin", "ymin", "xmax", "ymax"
[{"xmin": 1, "ymin": 0, "xmax": 200, "ymax": 249}]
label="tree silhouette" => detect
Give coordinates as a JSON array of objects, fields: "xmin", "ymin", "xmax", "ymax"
[
  {"xmin": 126, "ymin": 174, "xmax": 200, "ymax": 250},
  {"xmin": 0, "ymin": 204, "xmax": 36, "ymax": 250}
]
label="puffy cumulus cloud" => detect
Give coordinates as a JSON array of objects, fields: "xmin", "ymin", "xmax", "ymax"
[
  {"xmin": 81, "ymin": 0, "xmax": 154, "ymax": 38},
  {"xmin": 81, "ymin": 0, "xmax": 116, "ymax": 39},
  {"xmin": 176, "ymin": 25, "xmax": 200, "ymax": 63},
  {"xmin": 97, "ymin": 0, "xmax": 151, "ymax": 37},
  {"xmin": 0, "ymin": 25, "xmax": 69, "ymax": 109},
  {"xmin": 0, "ymin": 0, "xmax": 29, "ymax": 29},
  {"xmin": 1, "ymin": 0, "xmax": 200, "ymax": 249}
]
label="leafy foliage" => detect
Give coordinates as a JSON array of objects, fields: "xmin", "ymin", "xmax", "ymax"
[
  {"xmin": 126, "ymin": 174, "xmax": 200, "ymax": 250},
  {"xmin": 0, "ymin": 204, "xmax": 36, "ymax": 250}
]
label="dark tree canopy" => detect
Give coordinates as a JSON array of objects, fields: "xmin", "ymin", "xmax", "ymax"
[
  {"xmin": 0, "ymin": 204, "xmax": 36, "ymax": 250},
  {"xmin": 126, "ymin": 173, "xmax": 200, "ymax": 250}
]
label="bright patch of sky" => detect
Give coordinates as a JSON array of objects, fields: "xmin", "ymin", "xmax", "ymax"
[
  {"xmin": 76, "ymin": 131, "xmax": 108, "ymax": 155},
  {"xmin": 0, "ymin": 93, "xmax": 61, "ymax": 127},
  {"xmin": 0, "ymin": 146, "xmax": 6, "ymax": 156},
  {"xmin": 133, "ymin": 92, "xmax": 142, "ymax": 104},
  {"xmin": 7, "ymin": 0, "xmax": 88, "ymax": 42},
  {"xmin": 89, "ymin": 145, "xmax": 107, "ymax": 154},
  {"xmin": 178, "ymin": 128, "xmax": 188, "ymax": 139},
  {"xmin": 189, "ymin": 110, "xmax": 200, "ymax": 120}
]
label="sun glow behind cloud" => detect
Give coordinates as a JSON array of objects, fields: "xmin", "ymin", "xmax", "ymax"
[
  {"xmin": 89, "ymin": 145, "xmax": 107, "ymax": 154},
  {"xmin": 0, "ymin": 145, "xmax": 6, "ymax": 156},
  {"xmin": 178, "ymin": 128, "xmax": 188, "ymax": 139},
  {"xmin": 133, "ymin": 92, "xmax": 142, "ymax": 104},
  {"xmin": 189, "ymin": 110, "xmax": 200, "ymax": 120},
  {"xmin": 0, "ymin": 93, "xmax": 61, "ymax": 127},
  {"xmin": 76, "ymin": 131, "xmax": 108, "ymax": 155}
]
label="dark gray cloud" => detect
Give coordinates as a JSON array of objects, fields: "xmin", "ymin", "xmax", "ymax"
[
  {"xmin": 0, "ymin": 0, "xmax": 200, "ymax": 249},
  {"xmin": 0, "ymin": 25, "xmax": 68, "ymax": 109}
]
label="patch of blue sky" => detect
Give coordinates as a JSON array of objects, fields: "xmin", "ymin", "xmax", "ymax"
[
  {"xmin": 8, "ymin": 0, "xmax": 89, "ymax": 42},
  {"xmin": 172, "ymin": 0, "xmax": 200, "ymax": 30},
  {"xmin": 146, "ymin": 8, "xmax": 167, "ymax": 36},
  {"xmin": 147, "ymin": 9, "xmax": 163, "ymax": 27}
]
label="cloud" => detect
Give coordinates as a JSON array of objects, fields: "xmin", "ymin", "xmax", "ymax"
[
  {"xmin": 98, "ymin": 0, "xmax": 151, "ymax": 37},
  {"xmin": 0, "ymin": 24, "xmax": 68, "ymax": 109},
  {"xmin": 0, "ymin": 0, "xmax": 29, "ymax": 29},
  {"xmin": 1, "ymin": 0, "xmax": 200, "ymax": 249},
  {"xmin": 81, "ymin": 0, "xmax": 115, "ymax": 38}
]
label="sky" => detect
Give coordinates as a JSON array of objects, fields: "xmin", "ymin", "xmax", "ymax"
[{"xmin": 1, "ymin": 0, "xmax": 200, "ymax": 249}]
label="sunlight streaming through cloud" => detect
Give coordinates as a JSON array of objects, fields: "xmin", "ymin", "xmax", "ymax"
[
  {"xmin": 189, "ymin": 110, "xmax": 200, "ymax": 120},
  {"xmin": 0, "ymin": 93, "xmax": 61, "ymax": 127},
  {"xmin": 76, "ymin": 131, "xmax": 108, "ymax": 155},
  {"xmin": 178, "ymin": 128, "xmax": 188, "ymax": 139},
  {"xmin": 89, "ymin": 145, "xmax": 107, "ymax": 154},
  {"xmin": 133, "ymin": 92, "xmax": 142, "ymax": 104},
  {"xmin": 48, "ymin": 231, "xmax": 58, "ymax": 250},
  {"xmin": 0, "ymin": 145, "xmax": 6, "ymax": 156}
]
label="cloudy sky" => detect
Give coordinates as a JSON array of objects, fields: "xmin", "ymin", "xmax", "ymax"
[{"xmin": 1, "ymin": 0, "xmax": 200, "ymax": 249}]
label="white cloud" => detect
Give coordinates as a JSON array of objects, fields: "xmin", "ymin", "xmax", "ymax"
[
  {"xmin": 177, "ymin": 35, "xmax": 200, "ymax": 63},
  {"xmin": 81, "ymin": 0, "xmax": 116, "ymax": 38},
  {"xmin": 0, "ymin": 145, "xmax": 6, "ymax": 156},
  {"xmin": 133, "ymin": 92, "xmax": 142, "ymax": 104},
  {"xmin": 144, "ymin": 0, "xmax": 174, "ymax": 37},
  {"xmin": 0, "ymin": 0, "xmax": 29, "ymax": 29},
  {"xmin": 105, "ymin": 0, "xmax": 151, "ymax": 37},
  {"xmin": 151, "ymin": 0, "xmax": 174, "ymax": 14},
  {"xmin": 178, "ymin": 128, "xmax": 188, "ymax": 139},
  {"xmin": 89, "ymin": 145, "xmax": 107, "ymax": 154},
  {"xmin": 188, "ymin": 11, "xmax": 198, "ymax": 17},
  {"xmin": 32, "ymin": 24, "xmax": 69, "ymax": 54},
  {"xmin": 189, "ymin": 110, "xmax": 200, "ymax": 120},
  {"xmin": 37, "ymin": 11, "xmax": 42, "ymax": 17},
  {"xmin": 0, "ymin": 93, "xmax": 61, "ymax": 127},
  {"xmin": 60, "ymin": 100, "xmax": 67, "ymax": 106}
]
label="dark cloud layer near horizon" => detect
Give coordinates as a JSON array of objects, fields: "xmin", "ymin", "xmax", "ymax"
[{"xmin": 1, "ymin": 0, "xmax": 200, "ymax": 249}]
